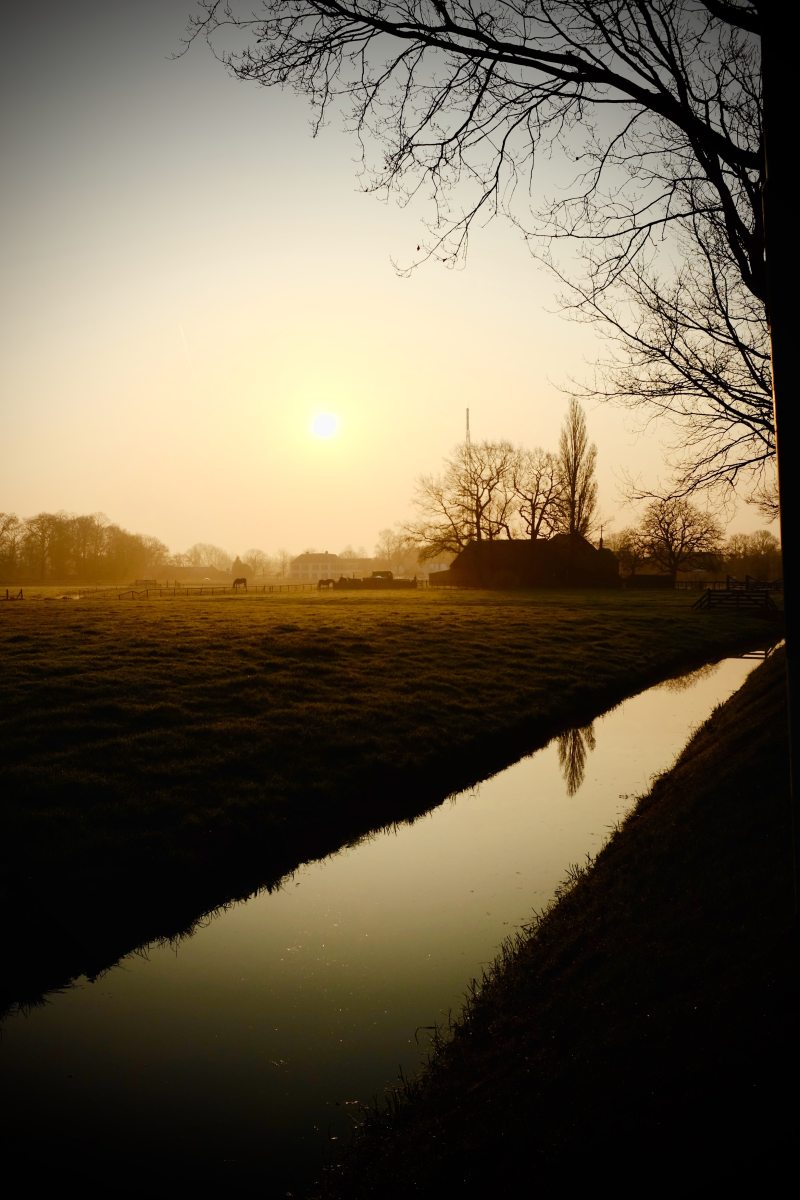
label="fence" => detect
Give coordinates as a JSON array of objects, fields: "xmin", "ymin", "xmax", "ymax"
[
  {"xmin": 692, "ymin": 574, "xmax": 782, "ymax": 614},
  {"xmin": 118, "ymin": 582, "xmax": 318, "ymax": 599}
]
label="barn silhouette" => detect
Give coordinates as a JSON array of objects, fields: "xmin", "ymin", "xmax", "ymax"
[{"xmin": 431, "ymin": 534, "xmax": 619, "ymax": 589}]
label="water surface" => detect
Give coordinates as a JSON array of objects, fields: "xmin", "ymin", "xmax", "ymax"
[{"xmin": 0, "ymin": 655, "xmax": 763, "ymax": 1190}]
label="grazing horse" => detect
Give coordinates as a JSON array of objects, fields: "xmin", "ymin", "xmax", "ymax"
[{"xmin": 233, "ymin": 577, "xmax": 247, "ymax": 591}]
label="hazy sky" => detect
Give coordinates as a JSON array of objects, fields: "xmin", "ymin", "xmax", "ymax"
[{"xmin": 1, "ymin": 3, "xmax": 776, "ymax": 559}]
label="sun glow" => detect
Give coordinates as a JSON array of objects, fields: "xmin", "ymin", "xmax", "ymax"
[{"xmin": 310, "ymin": 411, "xmax": 340, "ymax": 439}]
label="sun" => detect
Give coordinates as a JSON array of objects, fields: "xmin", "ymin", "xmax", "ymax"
[{"xmin": 310, "ymin": 411, "xmax": 340, "ymax": 439}]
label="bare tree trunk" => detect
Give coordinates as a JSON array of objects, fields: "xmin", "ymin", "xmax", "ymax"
[{"xmin": 761, "ymin": 13, "xmax": 797, "ymax": 915}]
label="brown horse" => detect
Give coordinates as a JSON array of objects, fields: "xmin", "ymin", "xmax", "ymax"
[{"xmin": 233, "ymin": 577, "xmax": 247, "ymax": 590}]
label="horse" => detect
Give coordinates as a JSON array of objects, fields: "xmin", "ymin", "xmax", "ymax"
[{"xmin": 233, "ymin": 577, "xmax": 247, "ymax": 591}]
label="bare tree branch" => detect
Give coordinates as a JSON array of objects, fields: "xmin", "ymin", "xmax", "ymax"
[{"xmin": 184, "ymin": 2, "xmax": 763, "ymax": 293}]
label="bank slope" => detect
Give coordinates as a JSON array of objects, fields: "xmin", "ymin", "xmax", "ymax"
[{"xmin": 315, "ymin": 646, "xmax": 796, "ymax": 1195}]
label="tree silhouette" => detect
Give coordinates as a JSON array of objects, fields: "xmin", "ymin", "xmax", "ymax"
[
  {"xmin": 407, "ymin": 440, "xmax": 518, "ymax": 557},
  {"xmin": 554, "ymin": 399, "xmax": 598, "ymax": 538},
  {"xmin": 640, "ymin": 496, "xmax": 724, "ymax": 584},
  {"xmin": 184, "ymin": 3, "xmax": 785, "ymax": 527},
  {"xmin": 186, "ymin": 1, "xmax": 795, "ymax": 886},
  {"xmin": 510, "ymin": 448, "xmax": 562, "ymax": 541}
]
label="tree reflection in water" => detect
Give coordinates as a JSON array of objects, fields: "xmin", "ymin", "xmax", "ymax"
[
  {"xmin": 557, "ymin": 723, "xmax": 597, "ymax": 796},
  {"xmin": 554, "ymin": 653, "xmax": 768, "ymax": 797}
]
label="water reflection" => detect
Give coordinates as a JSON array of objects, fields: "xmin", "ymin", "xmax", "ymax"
[
  {"xmin": 553, "ymin": 656, "xmax": 745, "ymax": 795},
  {"xmin": 655, "ymin": 661, "xmax": 717, "ymax": 692},
  {"xmin": 0, "ymin": 655, "xmax": 765, "ymax": 1191},
  {"xmin": 557, "ymin": 723, "xmax": 597, "ymax": 795}
]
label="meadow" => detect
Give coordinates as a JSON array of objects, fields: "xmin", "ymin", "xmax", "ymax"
[{"xmin": 0, "ymin": 586, "xmax": 783, "ymax": 1011}]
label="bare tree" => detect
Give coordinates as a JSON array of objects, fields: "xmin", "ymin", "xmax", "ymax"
[
  {"xmin": 606, "ymin": 527, "xmax": 649, "ymax": 579},
  {"xmin": 20, "ymin": 512, "xmax": 72, "ymax": 582},
  {"xmin": 406, "ymin": 440, "xmax": 518, "ymax": 558},
  {"xmin": 722, "ymin": 528, "xmax": 781, "ymax": 583},
  {"xmin": 185, "ymin": 542, "xmax": 233, "ymax": 571},
  {"xmin": 375, "ymin": 527, "xmax": 417, "ymax": 573},
  {"xmin": 102, "ymin": 525, "xmax": 169, "ymax": 584},
  {"xmin": 275, "ymin": 548, "xmax": 293, "ymax": 577},
  {"xmin": 510, "ymin": 447, "xmax": 562, "ymax": 540},
  {"xmin": 553, "ymin": 399, "xmax": 598, "ymax": 538},
  {"xmin": 0, "ymin": 513, "xmax": 25, "ymax": 579},
  {"xmin": 556, "ymin": 216, "xmax": 775, "ymax": 507},
  {"xmin": 185, "ymin": 2, "xmax": 797, "ymax": 866},
  {"xmin": 182, "ymin": 0, "xmax": 788, "ymax": 549},
  {"xmin": 244, "ymin": 548, "xmax": 271, "ymax": 577},
  {"xmin": 749, "ymin": 473, "xmax": 780, "ymax": 524},
  {"xmin": 639, "ymin": 496, "xmax": 724, "ymax": 584},
  {"xmin": 69, "ymin": 513, "xmax": 110, "ymax": 580},
  {"xmin": 185, "ymin": 5, "xmax": 769, "ymax": 474},
  {"xmin": 187, "ymin": 6, "xmax": 762, "ymax": 269},
  {"xmin": 339, "ymin": 543, "xmax": 369, "ymax": 560},
  {"xmin": 405, "ymin": 472, "xmax": 471, "ymax": 560}
]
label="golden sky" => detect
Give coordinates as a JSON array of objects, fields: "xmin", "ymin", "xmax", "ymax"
[{"xmin": 1, "ymin": 3, "xmax": 775, "ymax": 560}]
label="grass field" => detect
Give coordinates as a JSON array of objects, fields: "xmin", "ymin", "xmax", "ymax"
[{"xmin": 0, "ymin": 586, "xmax": 784, "ymax": 1013}]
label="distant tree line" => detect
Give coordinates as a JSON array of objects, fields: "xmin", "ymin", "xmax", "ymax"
[
  {"xmin": 0, "ymin": 511, "xmax": 170, "ymax": 585},
  {"xmin": 0, "ymin": 512, "xmax": 303, "ymax": 586},
  {"xmin": 170, "ymin": 545, "xmax": 298, "ymax": 580},
  {"xmin": 0, "ymin": 509, "xmax": 430, "ymax": 586}
]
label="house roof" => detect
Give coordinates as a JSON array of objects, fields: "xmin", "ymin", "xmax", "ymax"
[{"xmin": 291, "ymin": 552, "xmax": 341, "ymax": 564}]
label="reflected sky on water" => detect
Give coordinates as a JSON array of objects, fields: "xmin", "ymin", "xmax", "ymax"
[{"xmin": 0, "ymin": 656, "xmax": 763, "ymax": 1190}]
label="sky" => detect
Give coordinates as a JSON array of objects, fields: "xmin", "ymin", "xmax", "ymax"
[{"xmin": 1, "ymin": 2, "xmax": 777, "ymax": 561}]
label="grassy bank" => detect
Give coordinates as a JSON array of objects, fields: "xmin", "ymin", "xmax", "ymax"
[
  {"xmin": 312, "ymin": 645, "xmax": 795, "ymax": 1194},
  {"xmin": 0, "ymin": 588, "xmax": 783, "ymax": 1013}
]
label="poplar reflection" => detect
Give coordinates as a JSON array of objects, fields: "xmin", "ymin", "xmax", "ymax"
[{"xmin": 557, "ymin": 724, "xmax": 597, "ymax": 796}]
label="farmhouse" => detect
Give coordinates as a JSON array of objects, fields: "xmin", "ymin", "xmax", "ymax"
[
  {"xmin": 431, "ymin": 535, "xmax": 619, "ymax": 589},
  {"xmin": 289, "ymin": 551, "xmax": 387, "ymax": 582},
  {"xmin": 289, "ymin": 552, "xmax": 343, "ymax": 583}
]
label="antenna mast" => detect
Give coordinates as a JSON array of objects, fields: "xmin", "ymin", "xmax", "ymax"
[{"xmin": 465, "ymin": 407, "xmax": 471, "ymax": 447}]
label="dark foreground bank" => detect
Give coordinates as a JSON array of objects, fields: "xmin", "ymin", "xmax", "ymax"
[{"xmin": 312, "ymin": 646, "xmax": 797, "ymax": 1195}]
